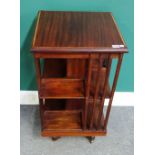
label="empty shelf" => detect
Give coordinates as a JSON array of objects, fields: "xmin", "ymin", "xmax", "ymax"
[
  {"xmin": 40, "ymin": 78, "xmax": 85, "ymax": 99},
  {"xmin": 42, "ymin": 111, "xmax": 82, "ymax": 130}
]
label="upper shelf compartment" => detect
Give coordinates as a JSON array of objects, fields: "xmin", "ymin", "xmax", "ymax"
[
  {"xmin": 40, "ymin": 78, "xmax": 85, "ymax": 99},
  {"xmin": 43, "ymin": 59, "xmax": 66, "ymax": 78}
]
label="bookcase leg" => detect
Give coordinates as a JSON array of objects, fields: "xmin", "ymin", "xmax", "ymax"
[
  {"xmin": 87, "ymin": 136, "xmax": 95, "ymax": 143},
  {"xmin": 51, "ymin": 137, "xmax": 61, "ymax": 141}
]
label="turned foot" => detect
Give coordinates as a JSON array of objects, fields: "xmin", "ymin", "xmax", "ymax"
[
  {"xmin": 87, "ymin": 136, "xmax": 95, "ymax": 143},
  {"xmin": 51, "ymin": 136, "xmax": 61, "ymax": 141}
]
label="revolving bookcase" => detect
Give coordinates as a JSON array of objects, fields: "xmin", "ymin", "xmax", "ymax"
[{"xmin": 31, "ymin": 11, "xmax": 128, "ymax": 143}]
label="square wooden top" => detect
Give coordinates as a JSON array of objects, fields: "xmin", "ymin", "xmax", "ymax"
[{"xmin": 31, "ymin": 11, "xmax": 127, "ymax": 53}]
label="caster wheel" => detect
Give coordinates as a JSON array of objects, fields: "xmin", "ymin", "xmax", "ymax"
[
  {"xmin": 87, "ymin": 136, "xmax": 95, "ymax": 143},
  {"xmin": 51, "ymin": 137, "xmax": 61, "ymax": 141}
]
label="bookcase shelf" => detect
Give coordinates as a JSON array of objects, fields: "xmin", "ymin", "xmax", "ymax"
[
  {"xmin": 43, "ymin": 111, "xmax": 82, "ymax": 130},
  {"xmin": 40, "ymin": 78, "xmax": 85, "ymax": 99}
]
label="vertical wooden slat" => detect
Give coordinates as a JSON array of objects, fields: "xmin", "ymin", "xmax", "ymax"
[
  {"xmin": 103, "ymin": 54, "xmax": 123, "ymax": 131},
  {"xmin": 39, "ymin": 98, "xmax": 44, "ymax": 130},
  {"xmin": 83, "ymin": 54, "xmax": 93, "ymax": 129},
  {"xmin": 97, "ymin": 55, "xmax": 112, "ymax": 129},
  {"xmin": 34, "ymin": 58, "xmax": 44, "ymax": 130},
  {"xmin": 34, "ymin": 58, "xmax": 41, "ymax": 90},
  {"xmin": 89, "ymin": 54, "xmax": 103, "ymax": 129}
]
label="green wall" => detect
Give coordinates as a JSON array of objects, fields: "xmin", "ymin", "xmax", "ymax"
[{"xmin": 20, "ymin": 0, "xmax": 134, "ymax": 91}]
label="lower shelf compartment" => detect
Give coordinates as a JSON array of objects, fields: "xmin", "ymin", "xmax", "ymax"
[
  {"xmin": 40, "ymin": 100, "xmax": 105, "ymax": 136},
  {"xmin": 43, "ymin": 111, "xmax": 82, "ymax": 130}
]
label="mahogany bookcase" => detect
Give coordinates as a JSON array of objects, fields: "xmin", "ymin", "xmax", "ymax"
[{"xmin": 31, "ymin": 11, "xmax": 128, "ymax": 143}]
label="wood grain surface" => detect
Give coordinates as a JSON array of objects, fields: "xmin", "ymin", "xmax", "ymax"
[{"xmin": 31, "ymin": 11, "xmax": 127, "ymax": 53}]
